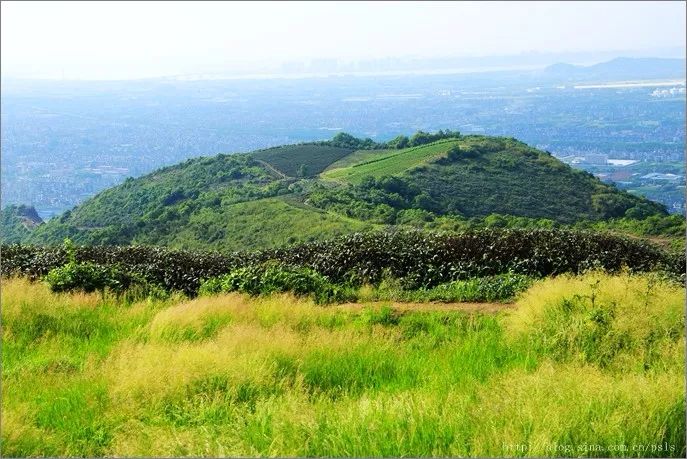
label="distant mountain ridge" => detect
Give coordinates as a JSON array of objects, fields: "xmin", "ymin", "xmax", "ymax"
[{"xmin": 542, "ymin": 57, "xmax": 686, "ymax": 81}]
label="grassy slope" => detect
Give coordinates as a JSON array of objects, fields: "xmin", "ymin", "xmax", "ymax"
[
  {"xmin": 251, "ymin": 144, "xmax": 354, "ymax": 177},
  {"xmin": 322, "ymin": 139, "xmax": 461, "ymax": 183},
  {"xmin": 145, "ymin": 196, "xmax": 376, "ymax": 252},
  {"xmin": 2, "ymin": 273, "xmax": 684, "ymax": 457}
]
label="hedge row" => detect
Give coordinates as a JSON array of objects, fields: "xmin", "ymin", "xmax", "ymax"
[{"xmin": 2, "ymin": 229, "xmax": 683, "ymax": 295}]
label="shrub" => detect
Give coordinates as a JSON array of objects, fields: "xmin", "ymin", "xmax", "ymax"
[
  {"xmin": 425, "ymin": 273, "xmax": 532, "ymax": 302},
  {"xmin": 45, "ymin": 262, "xmax": 137, "ymax": 294},
  {"xmin": 199, "ymin": 263, "xmax": 354, "ymax": 304}
]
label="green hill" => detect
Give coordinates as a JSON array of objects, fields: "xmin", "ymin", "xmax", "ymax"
[{"xmin": 13, "ymin": 132, "xmax": 672, "ymax": 250}]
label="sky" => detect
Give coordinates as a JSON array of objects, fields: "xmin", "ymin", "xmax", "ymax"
[{"xmin": 1, "ymin": 0, "xmax": 685, "ymax": 80}]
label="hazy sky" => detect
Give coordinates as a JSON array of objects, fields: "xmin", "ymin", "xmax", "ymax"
[{"xmin": 2, "ymin": 1, "xmax": 685, "ymax": 80}]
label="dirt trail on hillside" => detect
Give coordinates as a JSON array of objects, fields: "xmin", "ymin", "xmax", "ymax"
[
  {"xmin": 256, "ymin": 159, "xmax": 289, "ymax": 179},
  {"xmin": 331, "ymin": 301, "xmax": 514, "ymax": 314}
]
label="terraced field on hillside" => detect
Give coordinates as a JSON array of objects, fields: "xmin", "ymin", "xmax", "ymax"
[
  {"xmin": 251, "ymin": 144, "xmax": 354, "ymax": 177},
  {"xmin": 321, "ymin": 139, "xmax": 462, "ymax": 183}
]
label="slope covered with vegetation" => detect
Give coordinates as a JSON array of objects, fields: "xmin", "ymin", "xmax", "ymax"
[
  {"xmin": 9, "ymin": 131, "xmax": 675, "ymax": 249},
  {"xmin": 1, "ymin": 205, "xmax": 43, "ymax": 243},
  {"xmin": 251, "ymin": 144, "xmax": 354, "ymax": 177},
  {"xmin": 141, "ymin": 197, "xmax": 376, "ymax": 252}
]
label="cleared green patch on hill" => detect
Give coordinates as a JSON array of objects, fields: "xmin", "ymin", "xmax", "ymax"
[
  {"xmin": 322, "ymin": 139, "xmax": 462, "ymax": 183},
  {"xmin": 324, "ymin": 148, "xmax": 397, "ymax": 171},
  {"xmin": 251, "ymin": 144, "xmax": 354, "ymax": 177},
  {"xmin": 147, "ymin": 196, "xmax": 376, "ymax": 252}
]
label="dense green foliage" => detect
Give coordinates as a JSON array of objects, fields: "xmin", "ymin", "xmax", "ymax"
[
  {"xmin": 45, "ymin": 262, "xmax": 138, "ymax": 295},
  {"xmin": 42, "ymin": 240, "xmax": 162, "ymax": 299},
  {"xmin": 199, "ymin": 266, "xmax": 530, "ymax": 304},
  {"xmin": 317, "ymin": 136, "xmax": 666, "ymax": 223},
  {"xmin": 199, "ymin": 262, "xmax": 354, "ymax": 304},
  {"xmin": 6, "ymin": 132, "xmax": 676, "ymax": 250},
  {"xmin": 3, "ymin": 229, "xmax": 683, "ymax": 296},
  {"xmin": 26, "ymin": 153, "xmax": 287, "ymax": 247},
  {"xmin": 317, "ymin": 132, "xmax": 387, "ymax": 150}
]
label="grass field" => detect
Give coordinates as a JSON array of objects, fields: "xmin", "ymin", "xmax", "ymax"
[
  {"xmin": 2, "ymin": 272, "xmax": 684, "ymax": 457},
  {"xmin": 321, "ymin": 139, "xmax": 462, "ymax": 183}
]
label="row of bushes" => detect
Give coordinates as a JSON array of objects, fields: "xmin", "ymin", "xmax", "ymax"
[
  {"xmin": 2, "ymin": 229, "xmax": 683, "ymax": 296},
  {"xmin": 42, "ymin": 260, "xmax": 532, "ymax": 304},
  {"xmin": 198, "ymin": 262, "xmax": 354, "ymax": 304},
  {"xmin": 261, "ymin": 230, "xmax": 683, "ymax": 288}
]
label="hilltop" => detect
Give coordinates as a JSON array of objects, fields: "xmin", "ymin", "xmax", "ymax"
[{"xmin": 9, "ymin": 131, "xmax": 673, "ymax": 251}]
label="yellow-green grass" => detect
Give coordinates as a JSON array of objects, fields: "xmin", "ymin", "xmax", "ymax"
[
  {"xmin": 321, "ymin": 139, "xmax": 462, "ymax": 184},
  {"xmin": 2, "ymin": 273, "xmax": 684, "ymax": 457}
]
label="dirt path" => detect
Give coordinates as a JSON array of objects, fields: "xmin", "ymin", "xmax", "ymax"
[
  {"xmin": 331, "ymin": 301, "xmax": 515, "ymax": 314},
  {"xmin": 256, "ymin": 159, "xmax": 289, "ymax": 179}
]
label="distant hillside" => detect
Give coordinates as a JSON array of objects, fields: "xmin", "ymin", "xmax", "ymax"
[
  {"xmin": 1, "ymin": 205, "xmax": 43, "ymax": 243},
  {"xmin": 14, "ymin": 132, "xmax": 669, "ymax": 251},
  {"xmin": 543, "ymin": 57, "xmax": 686, "ymax": 81},
  {"xmin": 311, "ymin": 136, "xmax": 667, "ymax": 224}
]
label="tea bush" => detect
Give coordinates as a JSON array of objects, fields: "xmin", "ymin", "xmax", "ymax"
[
  {"xmin": 2, "ymin": 229, "xmax": 683, "ymax": 296},
  {"xmin": 45, "ymin": 262, "xmax": 132, "ymax": 294},
  {"xmin": 199, "ymin": 263, "xmax": 355, "ymax": 304}
]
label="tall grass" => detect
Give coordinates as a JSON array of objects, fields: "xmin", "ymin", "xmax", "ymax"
[{"xmin": 2, "ymin": 273, "xmax": 684, "ymax": 457}]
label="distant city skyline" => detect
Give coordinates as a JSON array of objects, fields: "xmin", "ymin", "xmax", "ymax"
[{"xmin": 2, "ymin": 1, "xmax": 685, "ymax": 80}]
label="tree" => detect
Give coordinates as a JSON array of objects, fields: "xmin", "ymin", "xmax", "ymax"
[
  {"xmin": 297, "ymin": 164, "xmax": 309, "ymax": 177},
  {"xmin": 447, "ymin": 145, "xmax": 461, "ymax": 161},
  {"xmin": 409, "ymin": 131, "xmax": 432, "ymax": 147},
  {"xmin": 388, "ymin": 135, "xmax": 409, "ymax": 149}
]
